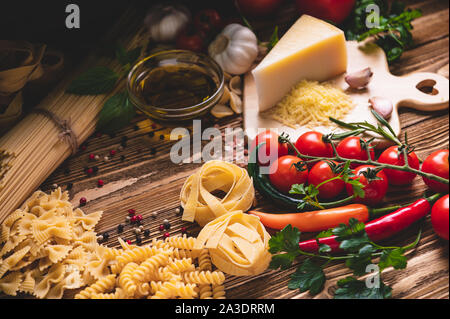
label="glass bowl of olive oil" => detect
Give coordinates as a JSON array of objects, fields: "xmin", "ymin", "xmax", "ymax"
[{"xmin": 127, "ymin": 50, "xmax": 224, "ymax": 122}]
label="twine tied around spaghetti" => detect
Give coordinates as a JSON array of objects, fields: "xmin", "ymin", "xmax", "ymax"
[{"xmin": 31, "ymin": 108, "xmax": 78, "ymax": 155}]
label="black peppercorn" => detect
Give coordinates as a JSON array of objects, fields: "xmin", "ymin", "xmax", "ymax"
[
  {"xmin": 135, "ymin": 235, "xmax": 142, "ymax": 245},
  {"xmin": 103, "ymin": 232, "xmax": 109, "ymax": 240},
  {"xmin": 143, "ymin": 229, "xmax": 150, "ymax": 237},
  {"xmin": 117, "ymin": 224, "xmax": 124, "ymax": 233},
  {"xmin": 148, "ymin": 131, "xmax": 155, "ymax": 138}
]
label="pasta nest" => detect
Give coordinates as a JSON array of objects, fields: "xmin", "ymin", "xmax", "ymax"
[
  {"xmin": 195, "ymin": 210, "xmax": 271, "ymax": 276},
  {"xmin": 180, "ymin": 160, "xmax": 255, "ymax": 226}
]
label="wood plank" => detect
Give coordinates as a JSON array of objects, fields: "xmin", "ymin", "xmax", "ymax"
[{"xmin": 1, "ymin": 0, "xmax": 448, "ymax": 300}]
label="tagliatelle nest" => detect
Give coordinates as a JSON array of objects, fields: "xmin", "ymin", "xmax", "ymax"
[
  {"xmin": 179, "ymin": 160, "xmax": 255, "ymax": 227},
  {"xmin": 194, "ymin": 210, "xmax": 271, "ymax": 276}
]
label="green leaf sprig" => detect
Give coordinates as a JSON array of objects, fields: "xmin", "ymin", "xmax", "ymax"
[
  {"xmin": 268, "ymin": 219, "xmax": 422, "ymax": 298},
  {"xmin": 66, "ymin": 44, "xmax": 142, "ymax": 133},
  {"xmin": 342, "ymin": 0, "xmax": 422, "ymax": 63}
]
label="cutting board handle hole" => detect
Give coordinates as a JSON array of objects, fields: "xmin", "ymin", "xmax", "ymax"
[{"xmin": 416, "ymin": 79, "xmax": 439, "ymax": 95}]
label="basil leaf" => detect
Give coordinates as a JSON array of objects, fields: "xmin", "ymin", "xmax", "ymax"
[
  {"xmin": 96, "ymin": 91, "xmax": 136, "ymax": 134},
  {"xmin": 67, "ymin": 66, "xmax": 119, "ymax": 95}
]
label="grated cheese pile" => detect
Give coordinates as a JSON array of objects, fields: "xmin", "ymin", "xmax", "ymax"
[{"xmin": 264, "ymin": 80, "xmax": 354, "ymax": 128}]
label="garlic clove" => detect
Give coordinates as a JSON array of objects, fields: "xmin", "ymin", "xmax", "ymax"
[
  {"xmin": 223, "ymin": 72, "xmax": 232, "ymax": 82},
  {"xmin": 369, "ymin": 96, "xmax": 393, "ymax": 120},
  {"xmin": 219, "ymin": 87, "xmax": 231, "ymax": 104},
  {"xmin": 345, "ymin": 67, "xmax": 373, "ymax": 89},
  {"xmin": 229, "ymin": 91, "xmax": 243, "ymax": 114},
  {"xmin": 229, "ymin": 76, "xmax": 242, "ymax": 96},
  {"xmin": 211, "ymin": 104, "xmax": 234, "ymax": 118}
]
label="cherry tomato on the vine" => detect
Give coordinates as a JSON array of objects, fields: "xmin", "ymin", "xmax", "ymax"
[
  {"xmin": 176, "ymin": 29, "xmax": 205, "ymax": 52},
  {"xmin": 193, "ymin": 9, "xmax": 222, "ymax": 36},
  {"xmin": 294, "ymin": 131, "xmax": 333, "ymax": 159},
  {"xmin": 336, "ymin": 136, "xmax": 375, "ymax": 168},
  {"xmin": 308, "ymin": 160, "xmax": 345, "ymax": 200},
  {"xmin": 421, "ymin": 149, "xmax": 449, "ymax": 193},
  {"xmin": 431, "ymin": 194, "xmax": 449, "ymax": 240},
  {"xmin": 235, "ymin": 0, "xmax": 285, "ymax": 17},
  {"xmin": 269, "ymin": 155, "xmax": 308, "ymax": 193},
  {"xmin": 249, "ymin": 130, "xmax": 289, "ymax": 166},
  {"xmin": 378, "ymin": 146, "xmax": 420, "ymax": 185},
  {"xmin": 346, "ymin": 165, "xmax": 388, "ymax": 206}
]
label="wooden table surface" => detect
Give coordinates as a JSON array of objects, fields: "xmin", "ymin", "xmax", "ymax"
[{"xmin": 31, "ymin": 0, "xmax": 449, "ymax": 299}]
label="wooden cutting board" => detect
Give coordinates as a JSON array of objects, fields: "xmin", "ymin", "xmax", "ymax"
[{"xmin": 243, "ymin": 41, "xmax": 449, "ymax": 147}]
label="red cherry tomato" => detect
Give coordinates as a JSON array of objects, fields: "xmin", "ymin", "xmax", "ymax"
[
  {"xmin": 431, "ymin": 194, "xmax": 449, "ymax": 240},
  {"xmin": 346, "ymin": 165, "xmax": 388, "ymax": 206},
  {"xmin": 194, "ymin": 9, "xmax": 222, "ymax": 35},
  {"xmin": 269, "ymin": 155, "xmax": 309, "ymax": 193},
  {"xmin": 295, "ymin": 131, "xmax": 333, "ymax": 159},
  {"xmin": 176, "ymin": 29, "xmax": 205, "ymax": 52},
  {"xmin": 378, "ymin": 146, "xmax": 420, "ymax": 185},
  {"xmin": 421, "ymin": 150, "xmax": 449, "ymax": 193},
  {"xmin": 294, "ymin": 0, "xmax": 356, "ymax": 25},
  {"xmin": 336, "ymin": 136, "xmax": 375, "ymax": 168},
  {"xmin": 308, "ymin": 160, "xmax": 345, "ymax": 200},
  {"xmin": 249, "ymin": 130, "xmax": 289, "ymax": 166},
  {"xmin": 235, "ymin": 0, "xmax": 284, "ymax": 17}
]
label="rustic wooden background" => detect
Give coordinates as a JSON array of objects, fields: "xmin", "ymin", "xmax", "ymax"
[{"xmin": 4, "ymin": 0, "xmax": 449, "ymax": 299}]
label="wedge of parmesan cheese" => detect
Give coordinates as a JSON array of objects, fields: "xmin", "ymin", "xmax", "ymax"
[{"xmin": 252, "ymin": 14, "xmax": 347, "ymax": 112}]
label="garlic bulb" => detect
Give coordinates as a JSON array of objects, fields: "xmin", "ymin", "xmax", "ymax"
[
  {"xmin": 144, "ymin": 4, "xmax": 191, "ymax": 43},
  {"xmin": 208, "ymin": 24, "xmax": 258, "ymax": 75}
]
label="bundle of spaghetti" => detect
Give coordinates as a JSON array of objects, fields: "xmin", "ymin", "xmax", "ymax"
[{"xmin": 0, "ymin": 8, "xmax": 145, "ymax": 223}]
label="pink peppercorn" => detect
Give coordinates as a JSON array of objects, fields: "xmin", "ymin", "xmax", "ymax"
[
  {"xmin": 128, "ymin": 209, "xmax": 136, "ymax": 216},
  {"xmin": 163, "ymin": 232, "xmax": 170, "ymax": 238},
  {"xmin": 86, "ymin": 168, "xmax": 94, "ymax": 175},
  {"xmin": 109, "ymin": 150, "xmax": 116, "ymax": 156},
  {"xmin": 130, "ymin": 215, "xmax": 138, "ymax": 223},
  {"xmin": 159, "ymin": 225, "xmax": 165, "ymax": 231},
  {"xmin": 151, "ymin": 123, "xmax": 157, "ymax": 129},
  {"xmin": 136, "ymin": 215, "xmax": 143, "ymax": 222},
  {"xmin": 89, "ymin": 153, "xmax": 95, "ymax": 160},
  {"xmin": 181, "ymin": 227, "xmax": 187, "ymax": 233},
  {"xmin": 79, "ymin": 197, "xmax": 87, "ymax": 205},
  {"xmin": 126, "ymin": 240, "xmax": 132, "ymax": 245},
  {"xmin": 97, "ymin": 179, "xmax": 104, "ymax": 187}
]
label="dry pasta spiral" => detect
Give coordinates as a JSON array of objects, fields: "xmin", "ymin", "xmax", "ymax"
[
  {"xmin": 149, "ymin": 280, "xmax": 177, "ymax": 299},
  {"xmin": 212, "ymin": 284, "xmax": 226, "ymax": 299},
  {"xmin": 74, "ymin": 274, "xmax": 116, "ymax": 299},
  {"xmin": 165, "ymin": 235, "xmax": 196, "ymax": 250},
  {"xmin": 197, "ymin": 284, "xmax": 213, "ymax": 299},
  {"xmin": 118, "ymin": 262, "xmax": 138, "ymax": 297},
  {"xmin": 91, "ymin": 288, "xmax": 124, "ymax": 299},
  {"xmin": 132, "ymin": 253, "xmax": 169, "ymax": 282},
  {"xmin": 198, "ymin": 249, "xmax": 212, "ymax": 271},
  {"xmin": 164, "ymin": 258, "xmax": 194, "ymax": 274},
  {"xmin": 183, "ymin": 270, "xmax": 225, "ymax": 285}
]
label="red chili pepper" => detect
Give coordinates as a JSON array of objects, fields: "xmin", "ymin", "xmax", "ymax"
[{"xmin": 298, "ymin": 194, "xmax": 441, "ymax": 253}]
